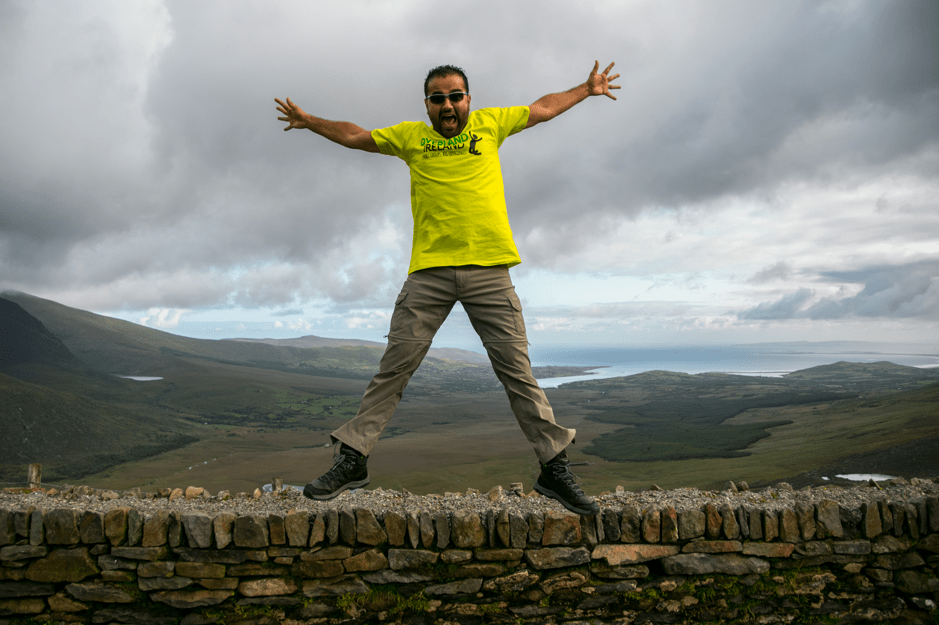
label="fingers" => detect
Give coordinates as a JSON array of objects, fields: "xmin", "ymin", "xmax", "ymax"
[{"xmin": 603, "ymin": 61, "xmax": 615, "ymax": 74}]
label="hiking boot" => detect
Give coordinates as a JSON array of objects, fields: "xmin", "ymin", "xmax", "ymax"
[
  {"xmin": 303, "ymin": 443, "xmax": 369, "ymax": 500},
  {"xmin": 534, "ymin": 450, "xmax": 599, "ymax": 516}
]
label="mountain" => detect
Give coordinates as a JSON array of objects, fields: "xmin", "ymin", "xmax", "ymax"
[
  {"xmin": 1, "ymin": 291, "xmax": 490, "ymax": 376},
  {"xmin": 0, "ymin": 297, "xmax": 85, "ymax": 371}
]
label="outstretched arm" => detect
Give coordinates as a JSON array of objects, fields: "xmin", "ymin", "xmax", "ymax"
[
  {"xmin": 525, "ymin": 61, "xmax": 620, "ymax": 129},
  {"xmin": 275, "ymin": 97, "xmax": 380, "ymax": 153}
]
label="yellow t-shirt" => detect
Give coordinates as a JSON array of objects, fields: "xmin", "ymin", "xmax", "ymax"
[{"xmin": 371, "ymin": 106, "xmax": 530, "ymax": 274}]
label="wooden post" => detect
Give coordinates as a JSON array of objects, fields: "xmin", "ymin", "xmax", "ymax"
[
  {"xmin": 273, "ymin": 477, "xmax": 283, "ymax": 492},
  {"xmin": 27, "ymin": 464, "xmax": 41, "ymax": 489}
]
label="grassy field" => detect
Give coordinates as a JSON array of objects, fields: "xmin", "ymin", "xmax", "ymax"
[{"xmin": 5, "ymin": 292, "xmax": 937, "ymax": 495}]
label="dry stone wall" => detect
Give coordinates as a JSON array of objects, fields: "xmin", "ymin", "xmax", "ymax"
[{"xmin": 1, "ymin": 482, "xmax": 938, "ymax": 624}]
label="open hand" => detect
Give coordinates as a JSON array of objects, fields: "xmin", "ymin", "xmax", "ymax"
[
  {"xmin": 586, "ymin": 61, "xmax": 620, "ymax": 100},
  {"xmin": 275, "ymin": 97, "xmax": 309, "ymax": 131}
]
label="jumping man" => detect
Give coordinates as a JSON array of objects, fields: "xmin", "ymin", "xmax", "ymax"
[{"xmin": 276, "ymin": 61, "xmax": 619, "ymax": 515}]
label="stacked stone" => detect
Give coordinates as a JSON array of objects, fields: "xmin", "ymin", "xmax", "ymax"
[{"xmin": 1, "ymin": 496, "xmax": 937, "ymax": 623}]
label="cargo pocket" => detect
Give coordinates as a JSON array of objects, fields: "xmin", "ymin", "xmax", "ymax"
[
  {"xmin": 507, "ymin": 292, "xmax": 526, "ymax": 337},
  {"xmin": 387, "ymin": 288, "xmax": 411, "ymax": 338}
]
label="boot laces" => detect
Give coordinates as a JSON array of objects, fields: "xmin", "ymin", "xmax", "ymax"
[{"xmin": 546, "ymin": 459, "xmax": 585, "ymax": 496}]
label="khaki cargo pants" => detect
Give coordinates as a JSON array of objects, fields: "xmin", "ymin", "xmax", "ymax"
[{"xmin": 330, "ymin": 264, "xmax": 576, "ymax": 464}]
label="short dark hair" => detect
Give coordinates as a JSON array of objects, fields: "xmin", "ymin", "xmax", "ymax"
[{"xmin": 424, "ymin": 65, "xmax": 469, "ymax": 96}]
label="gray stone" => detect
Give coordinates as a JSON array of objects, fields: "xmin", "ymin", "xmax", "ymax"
[
  {"xmin": 833, "ymin": 540, "xmax": 871, "ymax": 555},
  {"xmin": 326, "ymin": 509, "xmax": 339, "ymax": 545},
  {"xmin": 138, "ymin": 576, "xmax": 193, "ymax": 591},
  {"xmin": 232, "ymin": 515, "xmax": 269, "ymax": 548},
  {"xmin": 735, "ymin": 505, "xmax": 749, "ymax": 539},
  {"xmin": 142, "ymin": 510, "xmax": 172, "ymax": 547},
  {"xmin": 0, "ymin": 597, "xmax": 45, "ymax": 615},
  {"xmin": 719, "ymin": 504, "xmax": 739, "ymax": 540},
  {"xmin": 284, "ymin": 511, "xmax": 310, "ymax": 548},
  {"xmin": 0, "ymin": 582, "xmax": 55, "ymax": 598},
  {"xmin": 25, "ymin": 547, "xmax": 98, "ymax": 583},
  {"xmin": 383, "ymin": 511, "xmax": 406, "ymax": 546},
  {"xmin": 496, "ymin": 509, "xmax": 511, "ymax": 547},
  {"xmin": 343, "ymin": 549, "xmax": 388, "ymax": 572},
  {"xmin": 406, "ymin": 511, "xmax": 420, "ymax": 549},
  {"xmin": 661, "ymin": 507, "xmax": 679, "ymax": 542},
  {"xmin": 91, "ymin": 607, "xmax": 177, "ymax": 625},
  {"xmin": 528, "ymin": 511, "xmax": 545, "ymax": 544},
  {"xmin": 103, "ymin": 508, "xmax": 127, "ymax": 546},
  {"xmin": 138, "ymin": 561, "xmax": 175, "ymax": 577},
  {"xmin": 301, "ymin": 545, "xmax": 352, "ymax": 561},
  {"xmin": 592, "ymin": 543, "xmax": 680, "ymax": 565},
  {"xmin": 661, "ymin": 553, "xmax": 770, "ymax": 575},
  {"xmin": 482, "ymin": 570, "xmax": 540, "ymax": 593},
  {"xmin": 872, "ymin": 552, "xmax": 926, "ymax": 569},
  {"xmin": 678, "ymin": 509, "xmax": 705, "ymax": 540},
  {"xmin": 356, "ymin": 509, "xmax": 386, "ymax": 546},
  {"xmin": 238, "ymin": 577, "xmax": 297, "ymax": 597},
  {"xmin": 451, "ymin": 510, "xmax": 486, "ymax": 548},
  {"xmin": 291, "ymin": 560, "xmax": 344, "ymax": 579},
  {"xmin": 48, "ymin": 591, "xmax": 87, "ymax": 612},
  {"xmin": 524, "ymin": 547, "xmax": 590, "ymax": 570},
  {"xmin": 796, "ymin": 502, "xmax": 816, "ymax": 540},
  {"xmin": 339, "ymin": 507, "xmax": 356, "ymax": 545},
  {"xmin": 167, "ymin": 513, "xmax": 183, "ymax": 548},
  {"xmin": 13, "ymin": 508, "xmax": 32, "ymax": 539},
  {"xmin": 419, "ymin": 510, "xmax": 434, "ymax": 548},
  {"xmin": 510, "ymin": 513, "xmax": 528, "ymax": 549},
  {"xmin": 388, "ymin": 549, "xmax": 438, "ymax": 570},
  {"xmin": 540, "ymin": 570, "xmax": 588, "ymax": 594},
  {"xmin": 150, "ymin": 589, "xmax": 232, "ymax": 608},
  {"xmin": 309, "ymin": 513, "xmax": 326, "ymax": 546},
  {"xmin": 704, "ymin": 503, "xmax": 721, "ymax": 540},
  {"xmin": 181, "ymin": 513, "xmax": 214, "ymax": 549},
  {"xmin": 742, "ymin": 508, "xmax": 760, "ymax": 540},
  {"xmin": 918, "ymin": 534, "xmax": 939, "ymax": 553},
  {"xmin": 927, "ymin": 497, "xmax": 939, "ymax": 533},
  {"xmin": 641, "ymin": 508, "xmax": 661, "ymax": 543},
  {"xmin": 425, "ymin": 578, "xmax": 482, "ymax": 596},
  {"xmin": 127, "ymin": 509, "xmax": 143, "ymax": 545},
  {"xmin": 65, "ymin": 581, "xmax": 136, "ymax": 603},
  {"xmin": 778, "ymin": 508, "xmax": 799, "ymax": 542},
  {"xmin": 543, "ymin": 510, "xmax": 582, "ymax": 546},
  {"xmin": 362, "ymin": 570, "xmax": 434, "ymax": 584},
  {"xmin": 29, "ymin": 510, "xmax": 43, "ymax": 545},
  {"xmin": 267, "ymin": 514, "xmax": 286, "ymax": 546},
  {"xmin": 175, "ymin": 562, "xmax": 225, "ymax": 578},
  {"xmin": 895, "ymin": 570, "xmax": 939, "ymax": 594},
  {"xmin": 44, "ymin": 508, "xmax": 80, "ymax": 545},
  {"xmin": 601, "ymin": 509, "xmax": 621, "ymax": 542},
  {"xmin": 763, "ymin": 508, "xmax": 778, "ymax": 542},
  {"xmin": 110, "ymin": 546, "xmax": 169, "ymax": 561},
  {"xmin": 589, "ymin": 561, "xmax": 650, "ymax": 579},
  {"xmin": 79, "ymin": 511, "xmax": 106, "ymax": 545},
  {"xmin": 879, "ymin": 499, "xmax": 893, "ymax": 534},
  {"xmin": 0, "ymin": 545, "xmax": 46, "ymax": 561},
  {"xmin": 301, "ymin": 574, "xmax": 369, "ymax": 597},
  {"xmin": 872, "ymin": 535, "xmax": 912, "ymax": 553},
  {"xmin": 0, "ymin": 511, "xmax": 15, "ymax": 546},
  {"xmin": 861, "ymin": 502, "xmax": 882, "ymax": 538},
  {"xmin": 815, "ymin": 500, "xmax": 842, "ymax": 538},
  {"xmin": 431, "ymin": 512, "xmax": 448, "ymax": 549}
]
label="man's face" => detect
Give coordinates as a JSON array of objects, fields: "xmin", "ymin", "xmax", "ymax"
[{"xmin": 424, "ymin": 73, "xmax": 471, "ymax": 139}]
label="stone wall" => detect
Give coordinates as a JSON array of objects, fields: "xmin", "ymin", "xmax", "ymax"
[{"xmin": 2, "ymin": 489, "xmax": 938, "ymax": 624}]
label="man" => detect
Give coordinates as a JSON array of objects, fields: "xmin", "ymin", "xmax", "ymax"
[{"xmin": 275, "ymin": 61, "xmax": 619, "ymax": 515}]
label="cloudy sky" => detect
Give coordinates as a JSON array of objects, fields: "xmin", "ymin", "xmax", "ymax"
[{"xmin": 2, "ymin": 0, "xmax": 937, "ymax": 353}]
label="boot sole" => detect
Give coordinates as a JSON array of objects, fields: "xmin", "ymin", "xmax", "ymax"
[
  {"xmin": 534, "ymin": 482, "xmax": 599, "ymax": 516},
  {"xmin": 303, "ymin": 477, "xmax": 370, "ymax": 501}
]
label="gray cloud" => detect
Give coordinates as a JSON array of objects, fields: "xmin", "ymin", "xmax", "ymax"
[
  {"xmin": 738, "ymin": 260, "xmax": 939, "ymax": 321},
  {"xmin": 0, "ymin": 0, "xmax": 937, "ymax": 325}
]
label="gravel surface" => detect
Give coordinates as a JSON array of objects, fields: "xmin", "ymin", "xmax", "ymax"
[{"xmin": 3, "ymin": 477, "xmax": 937, "ymax": 520}]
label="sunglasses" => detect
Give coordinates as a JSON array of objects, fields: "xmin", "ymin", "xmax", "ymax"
[{"xmin": 424, "ymin": 92, "xmax": 469, "ymax": 105}]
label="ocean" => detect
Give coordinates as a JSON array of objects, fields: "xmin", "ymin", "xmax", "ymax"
[{"xmin": 530, "ymin": 341, "xmax": 939, "ymax": 388}]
